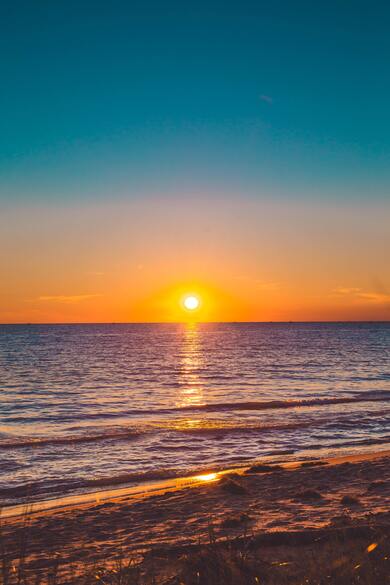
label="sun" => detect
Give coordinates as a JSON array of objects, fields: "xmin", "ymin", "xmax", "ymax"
[{"xmin": 183, "ymin": 295, "xmax": 200, "ymax": 311}]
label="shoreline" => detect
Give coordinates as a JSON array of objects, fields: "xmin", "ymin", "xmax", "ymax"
[
  {"xmin": 3, "ymin": 447, "xmax": 389, "ymax": 520},
  {"xmin": 1, "ymin": 448, "xmax": 389, "ymax": 581}
]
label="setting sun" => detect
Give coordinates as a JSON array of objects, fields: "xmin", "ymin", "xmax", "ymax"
[{"xmin": 183, "ymin": 295, "xmax": 200, "ymax": 311}]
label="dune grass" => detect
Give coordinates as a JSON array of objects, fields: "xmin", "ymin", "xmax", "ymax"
[{"xmin": 1, "ymin": 507, "xmax": 389, "ymax": 585}]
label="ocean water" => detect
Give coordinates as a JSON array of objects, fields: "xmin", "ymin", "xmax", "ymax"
[{"xmin": 0, "ymin": 322, "xmax": 389, "ymax": 506}]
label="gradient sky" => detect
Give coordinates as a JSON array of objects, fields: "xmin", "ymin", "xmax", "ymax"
[{"xmin": 1, "ymin": 0, "xmax": 389, "ymax": 322}]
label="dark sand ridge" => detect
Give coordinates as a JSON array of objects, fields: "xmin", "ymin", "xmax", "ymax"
[{"xmin": 1, "ymin": 449, "xmax": 389, "ymax": 579}]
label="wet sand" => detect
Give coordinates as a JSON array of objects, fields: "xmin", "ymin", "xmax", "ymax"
[{"xmin": 1, "ymin": 450, "xmax": 389, "ymax": 579}]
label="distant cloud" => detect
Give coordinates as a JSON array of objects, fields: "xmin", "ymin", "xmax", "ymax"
[
  {"xmin": 333, "ymin": 287, "xmax": 361, "ymax": 295},
  {"xmin": 332, "ymin": 287, "xmax": 390, "ymax": 304},
  {"xmin": 255, "ymin": 280, "xmax": 280, "ymax": 291},
  {"xmin": 259, "ymin": 94, "xmax": 273, "ymax": 104},
  {"xmin": 35, "ymin": 294, "xmax": 102, "ymax": 304},
  {"xmin": 356, "ymin": 291, "xmax": 390, "ymax": 304}
]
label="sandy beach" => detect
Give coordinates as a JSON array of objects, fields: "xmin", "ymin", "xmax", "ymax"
[{"xmin": 1, "ymin": 450, "xmax": 389, "ymax": 582}]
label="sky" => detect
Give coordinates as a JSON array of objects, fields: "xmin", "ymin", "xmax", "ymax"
[{"xmin": 1, "ymin": 0, "xmax": 389, "ymax": 322}]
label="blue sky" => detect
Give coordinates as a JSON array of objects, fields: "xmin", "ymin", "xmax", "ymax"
[{"xmin": 1, "ymin": 0, "xmax": 390, "ymax": 202}]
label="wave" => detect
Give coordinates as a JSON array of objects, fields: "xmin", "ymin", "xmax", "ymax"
[
  {"xmin": 4, "ymin": 390, "xmax": 389, "ymax": 425},
  {"xmin": 164, "ymin": 420, "xmax": 314, "ymax": 435},
  {"xmin": 1, "ymin": 391, "xmax": 389, "ymax": 450},
  {"xmin": 310, "ymin": 436, "xmax": 390, "ymax": 451},
  {"xmin": 173, "ymin": 392, "xmax": 390, "ymax": 413},
  {"xmin": 0, "ymin": 429, "xmax": 141, "ymax": 450},
  {"xmin": 0, "ymin": 420, "xmax": 314, "ymax": 450}
]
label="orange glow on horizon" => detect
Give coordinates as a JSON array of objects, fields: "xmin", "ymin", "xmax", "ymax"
[{"xmin": 1, "ymin": 198, "xmax": 389, "ymax": 323}]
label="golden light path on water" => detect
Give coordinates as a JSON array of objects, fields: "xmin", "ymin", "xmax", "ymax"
[
  {"xmin": 177, "ymin": 323, "xmax": 204, "ymax": 410},
  {"xmin": 176, "ymin": 326, "xmax": 228, "ymax": 485}
]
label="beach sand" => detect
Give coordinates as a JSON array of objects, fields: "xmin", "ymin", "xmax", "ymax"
[{"xmin": 1, "ymin": 450, "xmax": 389, "ymax": 582}]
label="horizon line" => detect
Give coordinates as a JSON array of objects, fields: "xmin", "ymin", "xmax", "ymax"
[{"xmin": 1, "ymin": 320, "xmax": 389, "ymax": 326}]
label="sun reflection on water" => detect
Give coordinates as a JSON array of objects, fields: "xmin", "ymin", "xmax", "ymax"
[
  {"xmin": 195, "ymin": 472, "xmax": 218, "ymax": 482},
  {"xmin": 177, "ymin": 323, "xmax": 204, "ymax": 409}
]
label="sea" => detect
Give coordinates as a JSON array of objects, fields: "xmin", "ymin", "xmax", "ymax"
[{"xmin": 1, "ymin": 322, "xmax": 389, "ymax": 507}]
